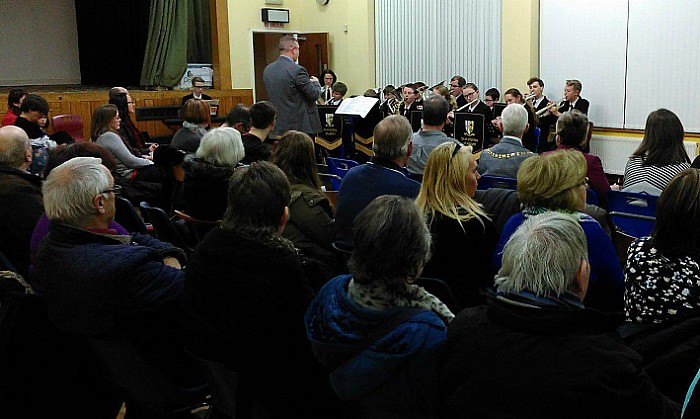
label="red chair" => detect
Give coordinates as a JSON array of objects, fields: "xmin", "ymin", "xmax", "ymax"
[{"xmin": 52, "ymin": 114, "xmax": 84, "ymax": 142}]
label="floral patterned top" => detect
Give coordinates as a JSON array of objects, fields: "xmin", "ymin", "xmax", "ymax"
[{"xmin": 624, "ymin": 236, "xmax": 700, "ymax": 323}]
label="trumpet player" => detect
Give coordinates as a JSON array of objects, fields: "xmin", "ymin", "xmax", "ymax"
[
  {"xmin": 547, "ymin": 79, "xmax": 590, "ymax": 117},
  {"xmin": 399, "ymin": 83, "xmax": 424, "ymax": 117},
  {"xmin": 527, "ymin": 77, "xmax": 556, "ymax": 151},
  {"xmin": 450, "ymin": 75, "xmax": 468, "ymax": 108}
]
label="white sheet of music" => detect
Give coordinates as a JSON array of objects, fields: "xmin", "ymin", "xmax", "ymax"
[{"xmin": 335, "ymin": 97, "xmax": 379, "ymax": 118}]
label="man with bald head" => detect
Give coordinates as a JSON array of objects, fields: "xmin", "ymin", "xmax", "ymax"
[{"xmin": 0, "ymin": 125, "xmax": 43, "ymax": 275}]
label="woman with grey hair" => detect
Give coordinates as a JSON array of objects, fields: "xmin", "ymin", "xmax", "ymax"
[
  {"xmin": 181, "ymin": 127, "xmax": 244, "ymax": 221},
  {"xmin": 305, "ymin": 195, "xmax": 452, "ymax": 417},
  {"xmin": 493, "ymin": 149, "xmax": 623, "ymax": 311}
]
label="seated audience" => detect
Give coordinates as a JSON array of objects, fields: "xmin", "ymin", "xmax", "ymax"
[
  {"xmin": 181, "ymin": 76, "xmax": 211, "ymax": 105},
  {"xmin": 222, "ymin": 103, "xmax": 251, "ymax": 135},
  {"xmin": 93, "ymin": 104, "xmax": 161, "ymax": 182},
  {"xmin": 306, "ymin": 195, "xmax": 451, "ymax": 417},
  {"xmin": 478, "ymin": 103, "xmax": 535, "ymax": 178},
  {"xmin": 172, "ymin": 99, "xmax": 211, "ymax": 153},
  {"xmin": 273, "ymin": 130, "xmax": 340, "ymax": 283},
  {"xmin": 241, "ymin": 101, "xmax": 275, "ymax": 164},
  {"xmin": 182, "ymin": 127, "xmax": 244, "ymax": 221},
  {"xmin": 440, "ymin": 212, "xmax": 679, "ymax": 418},
  {"xmin": 407, "ymin": 95, "xmax": 456, "ymax": 176},
  {"xmin": 498, "ymin": 88, "xmax": 538, "ymax": 152},
  {"xmin": 622, "ymin": 108, "xmax": 690, "ymax": 194},
  {"xmin": 181, "ymin": 161, "xmax": 340, "ymax": 417},
  {"xmin": 494, "ymin": 150, "xmax": 624, "ymax": 311},
  {"xmin": 334, "ymin": 115, "xmax": 420, "ymax": 249},
  {"xmin": 325, "ymin": 81, "xmax": 347, "ymax": 106},
  {"xmin": 13, "ymin": 94, "xmax": 50, "ymax": 140},
  {"xmin": 621, "ymin": 170, "xmax": 700, "ymax": 409},
  {"xmin": 2, "ymin": 88, "xmax": 26, "ymax": 127},
  {"xmin": 0, "ymin": 126, "xmax": 43, "ymax": 277},
  {"xmin": 416, "ymin": 142, "xmax": 498, "ymax": 308},
  {"xmin": 546, "ymin": 109, "xmax": 609, "ymax": 207},
  {"xmin": 110, "ymin": 92, "xmax": 150, "ymax": 152},
  {"xmin": 625, "ymin": 169, "xmax": 700, "ymax": 323}
]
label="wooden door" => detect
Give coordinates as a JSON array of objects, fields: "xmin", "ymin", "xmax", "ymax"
[
  {"xmin": 297, "ymin": 33, "xmax": 329, "ymax": 79},
  {"xmin": 252, "ymin": 32, "xmax": 285, "ymax": 101}
]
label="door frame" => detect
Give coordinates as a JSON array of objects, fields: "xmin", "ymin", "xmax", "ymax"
[{"xmin": 250, "ymin": 29, "xmax": 299, "ymax": 102}]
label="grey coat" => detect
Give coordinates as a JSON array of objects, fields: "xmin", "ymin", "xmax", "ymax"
[
  {"xmin": 477, "ymin": 136, "xmax": 535, "ymax": 179},
  {"xmin": 263, "ymin": 56, "xmax": 322, "ymax": 136}
]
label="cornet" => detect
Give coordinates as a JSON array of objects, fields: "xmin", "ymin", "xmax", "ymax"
[
  {"xmin": 523, "ymin": 93, "xmax": 537, "ymax": 102},
  {"xmin": 536, "ymin": 99, "xmax": 565, "ymax": 117}
]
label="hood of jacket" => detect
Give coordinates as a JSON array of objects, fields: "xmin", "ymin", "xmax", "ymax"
[
  {"xmin": 305, "ymin": 274, "xmax": 445, "ymax": 400},
  {"xmin": 182, "ymin": 154, "xmax": 235, "ymax": 182}
]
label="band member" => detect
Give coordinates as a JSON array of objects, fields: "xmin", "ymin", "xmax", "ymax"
[
  {"xmin": 492, "ymin": 88, "xmax": 538, "ymax": 153},
  {"xmin": 325, "ymin": 82, "xmax": 347, "ymax": 106},
  {"xmin": 549, "ymin": 79, "xmax": 589, "ymax": 116},
  {"xmin": 450, "ymin": 76, "xmax": 468, "ymax": 108},
  {"xmin": 399, "ymin": 83, "xmax": 424, "ymax": 117},
  {"xmin": 484, "ymin": 88, "xmax": 500, "ymax": 112},
  {"xmin": 527, "ymin": 77, "xmax": 555, "ymax": 151},
  {"xmin": 317, "ymin": 69, "xmax": 337, "ymax": 105},
  {"xmin": 380, "ymin": 85, "xmax": 399, "ymax": 116},
  {"xmin": 461, "ymin": 83, "xmax": 496, "ymax": 142}
]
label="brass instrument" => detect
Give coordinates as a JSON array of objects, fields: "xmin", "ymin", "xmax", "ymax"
[
  {"xmin": 536, "ymin": 99, "xmax": 565, "ymax": 117},
  {"xmin": 523, "ymin": 93, "xmax": 537, "ymax": 102}
]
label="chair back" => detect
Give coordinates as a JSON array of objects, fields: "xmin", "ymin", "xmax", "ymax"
[
  {"xmin": 534, "ymin": 127, "xmax": 541, "ymax": 150},
  {"xmin": 477, "ymin": 175, "xmax": 518, "ymax": 190},
  {"xmin": 586, "ymin": 188, "xmax": 598, "ymax": 206},
  {"xmin": 52, "ymin": 114, "xmax": 84, "ymax": 142},
  {"xmin": 173, "ymin": 210, "xmax": 219, "ymax": 247},
  {"xmin": 607, "ymin": 190, "xmax": 658, "ymax": 237},
  {"xmin": 115, "ymin": 197, "xmax": 148, "ymax": 234},
  {"xmin": 319, "ymin": 173, "xmax": 343, "ymax": 192},
  {"xmin": 139, "ymin": 202, "xmax": 193, "ymax": 254},
  {"xmin": 417, "ymin": 277, "xmax": 460, "ymax": 314},
  {"xmin": 325, "ymin": 157, "xmax": 360, "ymax": 179}
]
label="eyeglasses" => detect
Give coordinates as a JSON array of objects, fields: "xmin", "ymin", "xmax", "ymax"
[
  {"xmin": 101, "ymin": 184, "xmax": 122, "ymax": 197},
  {"xmin": 484, "ymin": 99, "xmax": 495, "ymax": 103},
  {"xmin": 446, "ymin": 142, "xmax": 463, "ymax": 172},
  {"xmin": 579, "ymin": 177, "xmax": 590, "ymax": 187}
]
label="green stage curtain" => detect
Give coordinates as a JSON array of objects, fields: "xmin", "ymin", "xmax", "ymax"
[
  {"xmin": 140, "ymin": 0, "xmax": 190, "ymax": 88},
  {"xmin": 187, "ymin": 0, "xmax": 212, "ymax": 64}
]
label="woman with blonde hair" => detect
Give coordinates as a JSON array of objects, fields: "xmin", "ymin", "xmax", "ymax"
[
  {"xmin": 494, "ymin": 149, "xmax": 623, "ymax": 311},
  {"xmin": 416, "ymin": 141, "xmax": 498, "ymax": 308}
]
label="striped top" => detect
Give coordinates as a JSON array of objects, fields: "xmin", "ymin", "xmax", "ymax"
[{"xmin": 622, "ymin": 156, "xmax": 690, "ymax": 195}]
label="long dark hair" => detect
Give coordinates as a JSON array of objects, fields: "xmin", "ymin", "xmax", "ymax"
[
  {"xmin": 653, "ymin": 169, "xmax": 700, "ymax": 258},
  {"xmin": 90, "ymin": 104, "xmax": 118, "ymax": 139},
  {"xmin": 272, "ymin": 131, "xmax": 321, "ymax": 190},
  {"xmin": 633, "ymin": 109, "xmax": 690, "ymax": 166}
]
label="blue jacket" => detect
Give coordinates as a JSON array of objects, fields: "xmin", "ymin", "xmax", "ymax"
[
  {"xmin": 34, "ymin": 222, "xmax": 186, "ymax": 337},
  {"xmin": 305, "ymin": 275, "xmax": 447, "ymax": 417},
  {"xmin": 494, "ymin": 211, "xmax": 624, "ymax": 311}
]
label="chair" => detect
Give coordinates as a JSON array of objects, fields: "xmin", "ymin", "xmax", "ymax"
[
  {"xmin": 325, "ymin": 157, "xmax": 360, "ymax": 179},
  {"xmin": 173, "ymin": 210, "xmax": 219, "ymax": 247},
  {"xmin": 52, "ymin": 114, "xmax": 84, "ymax": 142},
  {"xmin": 613, "ymin": 229, "xmax": 637, "ymax": 267},
  {"xmin": 319, "ymin": 173, "xmax": 343, "ymax": 192},
  {"xmin": 477, "ymin": 175, "xmax": 518, "ymax": 190},
  {"xmin": 586, "ymin": 188, "xmax": 598, "ymax": 206},
  {"xmin": 115, "ymin": 197, "xmax": 148, "ymax": 234},
  {"xmin": 607, "ymin": 190, "xmax": 658, "ymax": 238},
  {"xmin": 418, "ymin": 277, "xmax": 460, "ymax": 314},
  {"xmin": 139, "ymin": 202, "xmax": 194, "ymax": 255}
]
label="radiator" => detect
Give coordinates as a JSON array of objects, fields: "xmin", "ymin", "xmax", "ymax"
[{"xmin": 589, "ymin": 135, "xmax": 698, "ymax": 175}]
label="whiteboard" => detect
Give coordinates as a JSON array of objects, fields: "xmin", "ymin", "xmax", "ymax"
[{"xmin": 540, "ymin": 0, "xmax": 628, "ymax": 128}]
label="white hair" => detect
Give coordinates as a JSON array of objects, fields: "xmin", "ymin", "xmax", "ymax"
[
  {"xmin": 195, "ymin": 127, "xmax": 245, "ymax": 167},
  {"xmin": 43, "ymin": 157, "xmax": 111, "ymax": 227},
  {"xmin": 495, "ymin": 211, "xmax": 588, "ymax": 297},
  {"xmin": 501, "ymin": 103, "xmax": 528, "ymax": 137}
]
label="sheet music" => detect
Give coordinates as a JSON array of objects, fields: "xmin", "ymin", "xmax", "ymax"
[{"xmin": 335, "ymin": 97, "xmax": 379, "ymax": 118}]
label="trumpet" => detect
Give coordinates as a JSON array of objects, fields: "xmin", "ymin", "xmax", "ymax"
[
  {"xmin": 536, "ymin": 99, "xmax": 565, "ymax": 117},
  {"xmin": 523, "ymin": 93, "xmax": 537, "ymax": 102}
]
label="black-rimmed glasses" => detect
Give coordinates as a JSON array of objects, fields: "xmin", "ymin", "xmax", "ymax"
[{"xmin": 101, "ymin": 184, "xmax": 122, "ymax": 197}]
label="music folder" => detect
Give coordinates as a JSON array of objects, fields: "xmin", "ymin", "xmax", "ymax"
[
  {"xmin": 409, "ymin": 110, "xmax": 422, "ymax": 133},
  {"xmin": 316, "ymin": 105, "xmax": 343, "ymax": 151},
  {"xmin": 453, "ymin": 112, "xmax": 485, "ymax": 153},
  {"xmin": 492, "ymin": 103, "xmax": 507, "ymax": 119}
]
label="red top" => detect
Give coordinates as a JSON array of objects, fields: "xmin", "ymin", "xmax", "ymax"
[{"xmin": 1, "ymin": 110, "xmax": 19, "ymax": 127}]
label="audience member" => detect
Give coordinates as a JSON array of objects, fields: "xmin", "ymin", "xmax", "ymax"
[
  {"xmin": 622, "ymin": 108, "xmax": 691, "ymax": 194},
  {"xmin": 273, "ymin": 131, "xmax": 340, "ymax": 283},
  {"xmin": 440, "ymin": 212, "xmax": 679, "ymax": 418},
  {"xmin": 2, "ymin": 88, "xmax": 26, "ymax": 127},
  {"xmin": 222, "ymin": 103, "xmax": 251, "ymax": 135},
  {"xmin": 407, "ymin": 95, "xmax": 455, "ymax": 176},
  {"xmin": 335, "ymin": 115, "xmax": 420, "ymax": 249},
  {"xmin": 181, "ymin": 76, "xmax": 211, "ymax": 105},
  {"xmin": 13, "ymin": 94, "xmax": 50, "ymax": 140},
  {"xmin": 181, "ymin": 161, "xmax": 340, "ymax": 417},
  {"xmin": 545, "ymin": 110, "xmax": 609, "ymax": 206},
  {"xmin": 416, "ymin": 142, "xmax": 498, "ymax": 308},
  {"xmin": 494, "ymin": 150, "xmax": 623, "ymax": 311},
  {"xmin": 306, "ymin": 195, "xmax": 451, "ymax": 417},
  {"xmin": 317, "ymin": 69, "xmax": 337, "ymax": 105},
  {"xmin": 478, "ymin": 103, "xmax": 535, "ymax": 178},
  {"xmin": 93, "ymin": 104, "xmax": 161, "ymax": 182},
  {"xmin": 172, "ymin": 99, "xmax": 211, "ymax": 153},
  {"xmin": 263, "ymin": 35, "xmax": 322, "ymax": 138},
  {"xmin": 109, "ymin": 92, "xmax": 150, "ymax": 152},
  {"xmin": 0, "ymin": 126, "xmax": 43, "ymax": 277},
  {"xmin": 182, "ymin": 127, "xmax": 244, "ymax": 221},
  {"xmin": 621, "ymin": 168, "xmax": 700, "ymax": 407},
  {"xmin": 241, "ymin": 101, "xmax": 275, "ymax": 164},
  {"xmin": 325, "ymin": 81, "xmax": 347, "ymax": 106}
]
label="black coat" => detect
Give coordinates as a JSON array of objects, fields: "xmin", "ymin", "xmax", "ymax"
[
  {"xmin": 440, "ymin": 297, "xmax": 679, "ymax": 418},
  {"xmin": 0, "ymin": 165, "xmax": 44, "ymax": 276},
  {"xmin": 181, "ymin": 155, "xmax": 233, "ymax": 221},
  {"xmin": 181, "ymin": 228, "xmax": 340, "ymax": 416}
]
